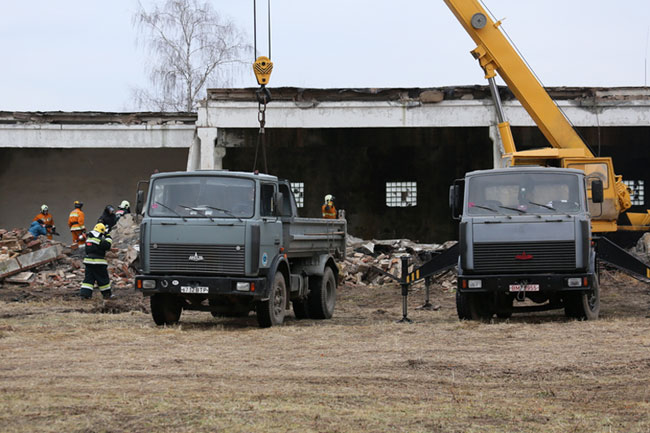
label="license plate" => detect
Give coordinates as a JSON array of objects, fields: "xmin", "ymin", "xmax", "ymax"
[
  {"xmin": 180, "ymin": 286, "xmax": 209, "ymax": 294},
  {"xmin": 509, "ymin": 284, "xmax": 540, "ymax": 292}
]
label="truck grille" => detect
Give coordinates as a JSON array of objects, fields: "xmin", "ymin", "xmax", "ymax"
[
  {"xmin": 149, "ymin": 243, "xmax": 245, "ymax": 275},
  {"xmin": 473, "ymin": 241, "xmax": 576, "ymax": 273}
]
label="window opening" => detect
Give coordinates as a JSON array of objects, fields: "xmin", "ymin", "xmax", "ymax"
[
  {"xmin": 386, "ymin": 182, "xmax": 417, "ymax": 207},
  {"xmin": 623, "ymin": 180, "xmax": 645, "ymax": 206},
  {"xmin": 291, "ymin": 182, "xmax": 304, "ymax": 208}
]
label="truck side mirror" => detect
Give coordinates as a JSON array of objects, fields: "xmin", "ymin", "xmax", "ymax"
[
  {"xmin": 449, "ymin": 180, "xmax": 464, "ymax": 220},
  {"xmin": 135, "ymin": 180, "xmax": 149, "ymax": 215},
  {"xmin": 135, "ymin": 190, "xmax": 145, "ymax": 214},
  {"xmin": 274, "ymin": 192, "xmax": 284, "ymax": 216},
  {"xmin": 591, "ymin": 179, "xmax": 604, "ymax": 204}
]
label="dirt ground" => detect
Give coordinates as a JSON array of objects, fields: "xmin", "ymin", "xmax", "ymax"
[{"xmin": 1, "ymin": 268, "xmax": 649, "ymax": 433}]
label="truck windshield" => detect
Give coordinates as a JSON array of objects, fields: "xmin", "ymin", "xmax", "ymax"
[
  {"xmin": 467, "ymin": 173, "xmax": 582, "ymax": 215},
  {"xmin": 149, "ymin": 176, "xmax": 255, "ymax": 219}
]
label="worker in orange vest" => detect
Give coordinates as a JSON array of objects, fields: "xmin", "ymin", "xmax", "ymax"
[
  {"xmin": 321, "ymin": 194, "xmax": 337, "ymax": 219},
  {"xmin": 68, "ymin": 200, "xmax": 86, "ymax": 245},
  {"xmin": 33, "ymin": 204, "xmax": 55, "ymax": 240}
]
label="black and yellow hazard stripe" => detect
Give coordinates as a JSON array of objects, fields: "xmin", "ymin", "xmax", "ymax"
[{"xmin": 406, "ymin": 269, "xmax": 421, "ymax": 283}]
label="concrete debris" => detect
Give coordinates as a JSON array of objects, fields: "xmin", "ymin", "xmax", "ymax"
[
  {"xmin": 419, "ymin": 90, "xmax": 444, "ymax": 103},
  {"xmin": 6, "ymin": 271, "xmax": 34, "ymax": 284},
  {"xmin": 0, "ymin": 217, "xmax": 141, "ymax": 298},
  {"xmin": 343, "ymin": 235, "xmax": 457, "ymax": 287},
  {"xmin": 635, "ymin": 233, "xmax": 650, "ymax": 260},
  {"xmin": 0, "ymin": 228, "xmax": 65, "ymax": 279}
]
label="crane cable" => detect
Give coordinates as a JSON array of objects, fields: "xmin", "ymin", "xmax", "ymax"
[{"xmin": 252, "ymin": 0, "xmax": 273, "ymax": 173}]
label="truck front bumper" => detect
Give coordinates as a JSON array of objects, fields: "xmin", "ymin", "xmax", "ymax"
[
  {"xmin": 135, "ymin": 274, "xmax": 268, "ymax": 299},
  {"xmin": 457, "ymin": 273, "xmax": 594, "ymax": 293}
]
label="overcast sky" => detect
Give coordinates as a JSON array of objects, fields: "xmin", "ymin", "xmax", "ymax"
[{"xmin": 2, "ymin": 0, "xmax": 649, "ymax": 112}]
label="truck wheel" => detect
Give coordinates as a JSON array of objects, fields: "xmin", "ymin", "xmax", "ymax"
[
  {"xmin": 565, "ymin": 278, "xmax": 600, "ymax": 320},
  {"xmin": 456, "ymin": 291, "xmax": 492, "ymax": 321},
  {"xmin": 292, "ymin": 299, "xmax": 310, "ymax": 319},
  {"xmin": 256, "ymin": 272, "xmax": 287, "ymax": 328},
  {"xmin": 150, "ymin": 294, "xmax": 182, "ymax": 326},
  {"xmin": 308, "ymin": 267, "xmax": 336, "ymax": 319},
  {"xmin": 456, "ymin": 290, "xmax": 472, "ymax": 320}
]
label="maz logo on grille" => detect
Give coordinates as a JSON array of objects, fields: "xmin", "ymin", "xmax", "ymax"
[
  {"xmin": 515, "ymin": 252, "xmax": 534, "ymax": 261},
  {"xmin": 188, "ymin": 252, "xmax": 205, "ymax": 262}
]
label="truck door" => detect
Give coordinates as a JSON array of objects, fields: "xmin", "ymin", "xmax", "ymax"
[{"xmin": 259, "ymin": 182, "xmax": 282, "ymax": 271}]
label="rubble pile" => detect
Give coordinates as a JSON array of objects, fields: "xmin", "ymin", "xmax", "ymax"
[
  {"xmin": 634, "ymin": 233, "xmax": 650, "ymax": 261},
  {"xmin": 0, "ymin": 228, "xmax": 66, "ymax": 283},
  {"xmin": 0, "ymin": 216, "xmax": 143, "ymax": 310},
  {"xmin": 340, "ymin": 235, "xmax": 457, "ymax": 288},
  {"xmin": 0, "ymin": 228, "xmax": 48, "ymax": 260},
  {"xmin": 107, "ymin": 215, "xmax": 140, "ymax": 290}
]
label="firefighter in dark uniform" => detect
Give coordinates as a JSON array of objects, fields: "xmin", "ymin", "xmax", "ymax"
[{"xmin": 80, "ymin": 223, "xmax": 114, "ymax": 299}]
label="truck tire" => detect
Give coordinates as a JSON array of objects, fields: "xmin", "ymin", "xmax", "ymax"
[
  {"xmin": 308, "ymin": 266, "xmax": 336, "ymax": 319},
  {"xmin": 456, "ymin": 291, "xmax": 492, "ymax": 321},
  {"xmin": 292, "ymin": 299, "xmax": 310, "ymax": 319},
  {"xmin": 564, "ymin": 278, "xmax": 600, "ymax": 320},
  {"xmin": 256, "ymin": 272, "xmax": 287, "ymax": 328},
  {"xmin": 456, "ymin": 290, "xmax": 472, "ymax": 320},
  {"xmin": 150, "ymin": 294, "xmax": 182, "ymax": 326}
]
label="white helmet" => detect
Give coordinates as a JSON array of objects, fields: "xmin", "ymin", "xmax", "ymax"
[
  {"xmin": 120, "ymin": 200, "xmax": 130, "ymax": 209},
  {"xmin": 324, "ymin": 194, "xmax": 333, "ymax": 203},
  {"xmin": 41, "ymin": 204, "xmax": 48, "ymax": 212}
]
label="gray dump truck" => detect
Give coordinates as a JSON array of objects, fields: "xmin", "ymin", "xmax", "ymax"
[
  {"xmin": 134, "ymin": 170, "xmax": 346, "ymax": 327},
  {"xmin": 449, "ymin": 166, "xmax": 605, "ymax": 320}
]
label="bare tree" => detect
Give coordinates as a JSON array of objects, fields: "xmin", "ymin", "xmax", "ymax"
[{"xmin": 133, "ymin": 0, "xmax": 251, "ymax": 112}]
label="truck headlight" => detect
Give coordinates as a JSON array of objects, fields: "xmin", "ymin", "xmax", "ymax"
[
  {"xmin": 567, "ymin": 277, "xmax": 582, "ymax": 287},
  {"xmin": 236, "ymin": 282, "xmax": 250, "ymax": 291},
  {"xmin": 468, "ymin": 279, "xmax": 482, "ymax": 289},
  {"xmin": 142, "ymin": 279, "xmax": 156, "ymax": 289}
]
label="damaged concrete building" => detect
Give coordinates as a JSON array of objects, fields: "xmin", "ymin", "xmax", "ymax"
[
  {"xmin": 0, "ymin": 112, "xmax": 195, "ymax": 243},
  {"xmin": 1, "ymin": 86, "xmax": 649, "ymax": 243}
]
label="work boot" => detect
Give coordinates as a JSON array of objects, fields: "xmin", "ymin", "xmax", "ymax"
[
  {"xmin": 79, "ymin": 288, "xmax": 93, "ymax": 299},
  {"xmin": 101, "ymin": 290, "xmax": 115, "ymax": 299}
]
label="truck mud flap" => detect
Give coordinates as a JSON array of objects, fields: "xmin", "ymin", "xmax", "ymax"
[{"xmin": 595, "ymin": 236, "xmax": 650, "ymax": 283}]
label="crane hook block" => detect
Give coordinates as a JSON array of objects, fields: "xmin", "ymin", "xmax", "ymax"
[{"xmin": 253, "ymin": 56, "xmax": 273, "ymax": 86}]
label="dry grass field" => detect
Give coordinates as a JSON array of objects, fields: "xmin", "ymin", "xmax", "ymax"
[{"xmin": 1, "ymin": 269, "xmax": 649, "ymax": 433}]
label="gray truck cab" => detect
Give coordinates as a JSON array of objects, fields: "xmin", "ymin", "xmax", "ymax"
[
  {"xmin": 450, "ymin": 166, "xmax": 602, "ymax": 320},
  {"xmin": 135, "ymin": 170, "xmax": 346, "ymax": 328}
]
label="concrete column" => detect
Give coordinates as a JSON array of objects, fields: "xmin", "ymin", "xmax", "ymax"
[
  {"xmin": 197, "ymin": 127, "xmax": 218, "ymax": 169},
  {"xmin": 186, "ymin": 133, "xmax": 201, "ymax": 171},
  {"xmin": 489, "ymin": 124, "xmax": 506, "ymax": 168},
  {"xmin": 214, "ymin": 146, "xmax": 226, "ymax": 170}
]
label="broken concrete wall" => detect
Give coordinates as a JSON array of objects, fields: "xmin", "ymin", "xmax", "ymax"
[{"xmin": 0, "ymin": 148, "xmax": 187, "ymax": 244}]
